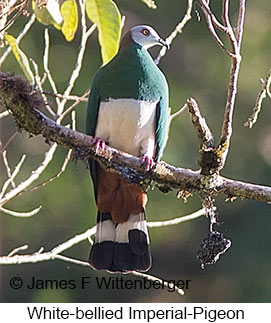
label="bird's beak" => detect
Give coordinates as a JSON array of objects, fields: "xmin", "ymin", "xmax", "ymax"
[{"xmin": 158, "ymin": 38, "xmax": 170, "ymax": 50}]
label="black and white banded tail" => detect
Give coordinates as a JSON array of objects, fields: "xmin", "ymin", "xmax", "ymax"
[{"xmin": 89, "ymin": 211, "xmax": 151, "ymax": 273}]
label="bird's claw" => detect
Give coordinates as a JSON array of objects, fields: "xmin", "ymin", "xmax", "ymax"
[
  {"xmin": 140, "ymin": 154, "xmax": 155, "ymax": 171},
  {"xmin": 93, "ymin": 136, "xmax": 106, "ymax": 154}
]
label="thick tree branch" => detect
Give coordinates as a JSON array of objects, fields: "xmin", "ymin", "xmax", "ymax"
[{"xmin": 1, "ymin": 72, "xmax": 271, "ymax": 203}]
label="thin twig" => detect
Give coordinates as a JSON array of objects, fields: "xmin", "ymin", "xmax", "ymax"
[
  {"xmin": 222, "ymin": 0, "xmax": 238, "ymax": 50},
  {"xmin": 0, "ymin": 0, "xmax": 29, "ymax": 34},
  {"xmin": 0, "ymin": 131, "xmax": 18, "ymax": 153},
  {"xmin": 43, "ymin": 91, "xmax": 89, "ymax": 102},
  {"xmin": 0, "ymin": 205, "xmax": 42, "ymax": 217},
  {"xmin": 218, "ymin": 52, "xmax": 243, "ymax": 167},
  {"xmin": 199, "ymin": 0, "xmax": 235, "ymax": 58},
  {"xmin": 155, "ymin": 0, "xmax": 193, "ymax": 65},
  {"xmin": 7, "ymin": 244, "xmax": 29, "ymax": 257},
  {"xmin": 222, "ymin": 0, "xmax": 231, "ymax": 30},
  {"xmin": 0, "ymin": 154, "xmax": 26, "ymax": 200},
  {"xmin": 0, "ymin": 144, "xmax": 58, "ymax": 206},
  {"xmin": 19, "ymin": 149, "xmax": 72, "ymax": 195},
  {"xmin": 244, "ymin": 68, "xmax": 271, "ymax": 128},
  {"xmin": 200, "ymin": 0, "xmax": 227, "ymax": 32},
  {"xmin": 147, "ymin": 208, "xmax": 205, "ymax": 227},
  {"xmin": 59, "ymin": 90, "xmax": 90, "ymax": 122},
  {"xmin": 30, "ymin": 58, "xmax": 56, "ymax": 118},
  {"xmin": 2, "ymin": 150, "xmax": 16, "ymax": 188},
  {"xmin": 53, "ymin": 255, "xmax": 91, "ymax": 267},
  {"xmin": 169, "ymin": 103, "xmax": 188, "ymax": 124},
  {"xmin": 0, "ymin": 13, "xmax": 35, "ymax": 66},
  {"xmin": 236, "ymin": 0, "xmax": 246, "ymax": 47},
  {"xmin": 0, "ymin": 0, "xmax": 28, "ymax": 18},
  {"xmin": 43, "ymin": 29, "xmax": 61, "ymax": 108}
]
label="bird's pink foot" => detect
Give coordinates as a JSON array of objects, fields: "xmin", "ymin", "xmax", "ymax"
[
  {"xmin": 93, "ymin": 136, "xmax": 105, "ymax": 153},
  {"xmin": 140, "ymin": 154, "xmax": 155, "ymax": 171}
]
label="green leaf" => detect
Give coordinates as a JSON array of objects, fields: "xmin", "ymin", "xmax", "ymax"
[
  {"xmin": 61, "ymin": 0, "xmax": 78, "ymax": 41},
  {"xmin": 32, "ymin": 0, "xmax": 63, "ymax": 29},
  {"xmin": 85, "ymin": 0, "xmax": 121, "ymax": 65},
  {"xmin": 5, "ymin": 34, "xmax": 34, "ymax": 83},
  {"xmin": 140, "ymin": 0, "xmax": 157, "ymax": 9}
]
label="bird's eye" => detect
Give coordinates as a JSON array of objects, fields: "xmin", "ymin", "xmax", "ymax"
[{"xmin": 141, "ymin": 29, "xmax": 150, "ymax": 36}]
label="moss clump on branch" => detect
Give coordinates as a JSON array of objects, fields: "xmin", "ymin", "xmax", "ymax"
[{"xmin": 0, "ymin": 72, "xmax": 46, "ymax": 135}]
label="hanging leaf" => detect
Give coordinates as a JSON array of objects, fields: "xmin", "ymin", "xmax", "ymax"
[
  {"xmin": 5, "ymin": 34, "xmax": 34, "ymax": 83},
  {"xmin": 61, "ymin": 0, "xmax": 78, "ymax": 41},
  {"xmin": 32, "ymin": 0, "xmax": 63, "ymax": 30},
  {"xmin": 85, "ymin": 0, "xmax": 121, "ymax": 65},
  {"xmin": 140, "ymin": 0, "xmax": 157, "ymax": 9}
]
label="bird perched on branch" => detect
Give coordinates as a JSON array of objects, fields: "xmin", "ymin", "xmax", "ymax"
[{"xmin": 86, "ymin": 25, "xmax": 169, "ymax": 273}]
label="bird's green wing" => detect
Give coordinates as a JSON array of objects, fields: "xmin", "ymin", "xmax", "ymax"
[
  {"xmin": 155, "ymin": 96, "xmax": 169, "ymax": 162},
  {"xmin": 85, "ymin": 83, "xmax": 100, "ymax": 137},
  {"xmin": 86, "ymin": 76, "xmax": 101, "ymax": 202}
]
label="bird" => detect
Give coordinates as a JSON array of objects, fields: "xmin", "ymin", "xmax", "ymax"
[{"xmin": 86, "ymin": 25, "xmax": 169, "ymax": 273}]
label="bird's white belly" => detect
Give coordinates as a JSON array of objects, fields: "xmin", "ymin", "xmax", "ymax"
[{"xmin": 95, "ymin": 98, "xmax": 157, "ymax": 157}]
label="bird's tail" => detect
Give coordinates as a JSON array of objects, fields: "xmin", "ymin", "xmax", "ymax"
[
  {"xmin": 89, "ymin": 166, "xmax": 151, "ymax": 272},
  {"xmin": 89, "ymin": 211, "xmax": 151, "ymax": 273}
]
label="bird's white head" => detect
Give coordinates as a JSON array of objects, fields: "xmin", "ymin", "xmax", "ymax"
[{"xmin": 130, "ymin": 25, "xmax": 169, "ymax": 50}]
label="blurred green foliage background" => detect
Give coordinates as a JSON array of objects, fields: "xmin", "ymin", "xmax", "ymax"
[{"xmin": 0, "ymin": 0, "xmax": 270, "ymax": 302}]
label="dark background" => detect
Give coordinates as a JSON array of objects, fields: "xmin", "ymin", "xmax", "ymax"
[{"xmin": 0, "ymin": 0, "xmax": 270, "ymax": 302}]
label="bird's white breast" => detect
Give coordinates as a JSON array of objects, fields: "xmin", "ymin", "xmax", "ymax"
[{"xmin": 95, "ymin": 98, "xmax": 157, "ymax": 157}]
